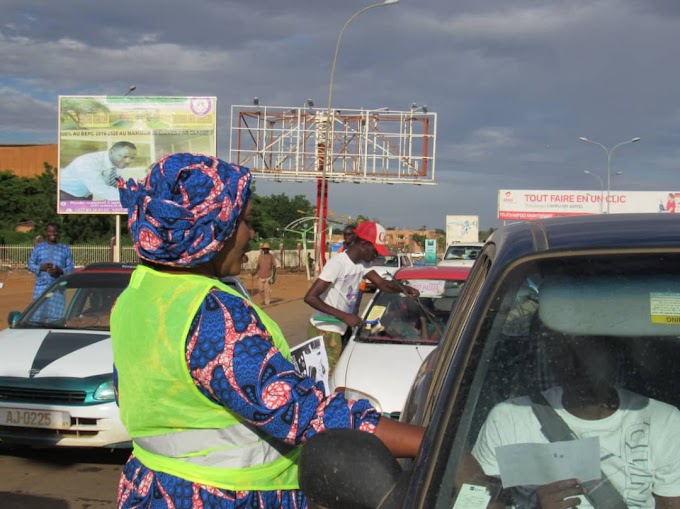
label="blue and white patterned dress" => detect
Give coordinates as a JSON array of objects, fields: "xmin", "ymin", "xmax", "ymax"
[{"xmin": 114, "ymin": 289, "xmax": 381, "ymax": 509}]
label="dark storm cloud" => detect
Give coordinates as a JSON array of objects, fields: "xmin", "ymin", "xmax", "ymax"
[{"xmin": 1, "ymin": 0, "xmax": 679, "ymax": 228}]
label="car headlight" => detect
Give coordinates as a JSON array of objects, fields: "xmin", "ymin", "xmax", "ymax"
[{"xmin": 93, "ymin": 380, "xmax": 116, "ymax": 402}]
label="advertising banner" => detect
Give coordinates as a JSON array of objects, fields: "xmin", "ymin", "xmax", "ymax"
[
  {"xmin": 498, "ymin": 190, "xmax": 680, "ymax": 220},
  {"xmin": 58, "ymin": 96, "xmax": 217, "ymax": 214},
  {"xmin": 445, "ymin": 215, "xmax": 479, "ymax": 244}
]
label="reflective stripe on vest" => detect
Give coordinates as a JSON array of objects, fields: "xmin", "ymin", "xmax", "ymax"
[{"xmin": 134, "ymin": 422, "xmax": 295, "ymax": 468}]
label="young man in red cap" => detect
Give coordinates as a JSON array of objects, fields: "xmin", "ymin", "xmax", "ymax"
[{"xmin": 304, "ymin": 221, "xmax": 419, "ymax": 376}]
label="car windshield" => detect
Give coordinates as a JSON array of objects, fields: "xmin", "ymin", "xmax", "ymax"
[
  {"xmin": 440, "ymin": 253, "xmax": 680, "ymax": 509},
  {"xmin": 371, "ymin": 255, "xmax": 399, "ymax": 267},
  {"xmin": 444, "ymin": 245, "xmax": 481, "ymax": 260},
  {"xmin": 16, "ymin": 272, "xmax": 131, "ymax": 331},
  {"xmin": 356, "ymin": 278, "xmax": 464, "ymax": 344}
]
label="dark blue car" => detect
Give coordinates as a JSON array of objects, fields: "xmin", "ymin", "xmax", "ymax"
[{"xmin": 300, "ymin": 214, "xmax": 680, "ymax": 509}]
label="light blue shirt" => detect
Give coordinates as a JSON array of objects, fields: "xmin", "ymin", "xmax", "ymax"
[{"xmin": 27, "ymin": 242, "xmax": 75, "ymax": 299}]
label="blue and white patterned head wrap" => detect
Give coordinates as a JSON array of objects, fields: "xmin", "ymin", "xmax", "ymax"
[{"xmin": 118, "ymin": 153, "xmax": 252, "ymax": 266}]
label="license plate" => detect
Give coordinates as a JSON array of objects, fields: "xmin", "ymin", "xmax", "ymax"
[{"xmin": 0, "ymin": 408, "xmax": 70, "ymax": 429}]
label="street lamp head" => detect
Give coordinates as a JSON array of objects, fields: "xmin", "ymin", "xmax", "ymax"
[
  {"xmin": 584, "ymin": 170, "xmax": 592, "ymax": 175},
  {"xmin": 383, "ymin": 0, "xmax": 399, "ymax": 4},
  {"xmin": 631, "ymin": 137, "xmax": 641, "ymax": 143},
  {"xmin": 124, "ymin": 85, "xmax": 136, "ymax": 96},
  {"xmin": 579, "ymin": 137, "xmax": 589, "ymax": 142}
]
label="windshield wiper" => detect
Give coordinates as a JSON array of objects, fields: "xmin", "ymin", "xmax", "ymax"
[{"xmin": 23, "ymin": 320, "xmax": 64, "ymax": 328}]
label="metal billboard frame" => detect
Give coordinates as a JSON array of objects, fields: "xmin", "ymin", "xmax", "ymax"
[{"xmin": 229, "ymin": 105, "xmax": 436, "ymax": 185}]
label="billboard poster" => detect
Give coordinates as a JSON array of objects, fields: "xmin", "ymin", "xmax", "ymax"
[
  {"xmin": 58, "ymin": 96, "xmax": 217, "ymax": 214},
  {"xmin": 445, "ymin": 215, "xmax": 479, "ymax": 244},
  {"xmin": 498, "ymin": 190, "xmax": 680, "ymax": 220}
]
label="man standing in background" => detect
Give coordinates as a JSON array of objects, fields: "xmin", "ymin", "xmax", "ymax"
[
  {"xmin": 253, "ymin": 242, "xmax": 277, "ymax": 306},
  {"xmin": 338, "ymin": 224, "xmax": 356, "ymax": 253},
  {"xmin": 59, "ymin": 141, "xmax": 137, "ymax": 201},
  {"xmin": 27, "ymin": 223, "xmax": 74, "ymax": 300}
]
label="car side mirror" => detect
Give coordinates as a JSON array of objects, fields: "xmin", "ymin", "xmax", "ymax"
[
  {"xmin": 299, "ymin": 429, "xmax": 402, "ymax": 509},
  {"xmin": 8, "ymin": 311, "xmax": 21, "ymax": 327}
]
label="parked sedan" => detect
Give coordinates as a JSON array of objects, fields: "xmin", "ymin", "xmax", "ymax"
[
  {"xmin": 331, "ymin": 265, "xmax": 470, "ymax": 417},
  {"xmin": 300, "ymin": 213, "xmax": 680, "ymax": 509},
  {"xmin": 0, "ymin": 263, "xmax": 135, "ymax": 448},
  {"xmin": 0, "ymin": 263, "xmax": 251, "ymax": 449}
]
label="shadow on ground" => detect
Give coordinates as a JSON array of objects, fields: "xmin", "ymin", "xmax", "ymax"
[{"xmin": 0, "ymin": 492, "xmax": 69, "ymax": 509}]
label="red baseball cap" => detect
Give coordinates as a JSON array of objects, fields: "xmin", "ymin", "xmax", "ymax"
[{"xmin": 355, "ymin": 221, "xmax": 389, "ymax": 256}]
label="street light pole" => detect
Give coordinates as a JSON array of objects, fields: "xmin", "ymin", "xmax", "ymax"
[
  {"xmin": 579, "ymin": 136, "xmax": 640, "ymax": 213},
  {"xmin": 583, "ymin": 170, "xmax": 604, "ymax": 213},
  {"xmin": 315, "ymin": 0, "xmax": 399, "ymax": 272},
  {"xmin": 111, "ymin": 85, "xmax": 138, "ymax": 263}
]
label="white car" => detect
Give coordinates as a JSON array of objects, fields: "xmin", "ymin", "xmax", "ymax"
[
  {"xmin": 331, "ymin": 265, "xmax": 470, "ymax": 417},
  {"xmin": 362, "ymin": 253, "xmax": 413, "ymax": 292},
  {"xmin": 0, "ymin": 264, "xmax": 134, "ymax": 448},
  {"xmin": 437, "ymin": 242, "xmax": 484, "ymax": 268},
  {"xmin": 0, "ymin": 263, "xmax": 250, "ymax": 448}
]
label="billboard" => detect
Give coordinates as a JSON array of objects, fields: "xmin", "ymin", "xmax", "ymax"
[
  {"xmin": 58, "ymin": 96, "xmax": 217, "ymax": 214},
  {"xmin": 445, "ymin": 215, "xmax": 479, "ymax": 244},
  {"xmin": 498, "ymin": 190, "xmax": 680, "ymax": 220}
]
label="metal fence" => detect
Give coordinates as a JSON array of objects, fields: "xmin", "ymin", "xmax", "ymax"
[
  {"xmin": 0, "ymin": 245, "xmax": 311, "ymax": 272},
  {"xmin": 0, "ymin": 245, "xmax": 139, "ymax": 269}
]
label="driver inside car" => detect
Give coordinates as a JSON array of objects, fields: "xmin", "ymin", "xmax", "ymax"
[
  {"xmin": 471, "ymin": 333, "xmax": 680, "ymax": 509},
  {"xmin": 380, "ymin": 298, "xmax": 443, "ymax": 341}
]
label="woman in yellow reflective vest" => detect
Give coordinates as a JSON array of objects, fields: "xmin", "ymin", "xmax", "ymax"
[{"xmin": 110, "ymin": 153, "xmax": 424, "ymax": 508}]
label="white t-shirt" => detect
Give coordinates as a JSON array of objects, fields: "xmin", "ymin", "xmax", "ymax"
[
  {"xmin": 60, "ymin": 150, "xmax": 122, "ymax": 201},
  {"xmin": 472, "ymin": 386, "xmax": 680, "ymax": 508},
  {"xmin": 309, "ymin": 252, "xmax": 370, "ymax": 334}
]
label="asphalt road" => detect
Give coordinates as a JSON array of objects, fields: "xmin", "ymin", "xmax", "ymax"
[{"xmin": 0, "ymin": 296, "xmax": 315, "ymax": 509}]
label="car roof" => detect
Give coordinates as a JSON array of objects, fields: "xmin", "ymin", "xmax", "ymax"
[
  {"xmin": 395, "ymin": 265, "xmax": 471, "ymax": 280},
  {"xmin": 79, "ymin": 262, "xmax": 137, "ymax": 273},
  {"xmin": 489, "ymin": 213, "xmax": 680, "ymax": 262}
]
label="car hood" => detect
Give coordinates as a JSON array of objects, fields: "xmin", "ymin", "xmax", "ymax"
[
  {"xmin": 0, "ymin": 328, "xmax": 112, "ymax": 379},
  {"xmin": 338, "ymin": 341, "xmax": 436, "ymax": 415}
]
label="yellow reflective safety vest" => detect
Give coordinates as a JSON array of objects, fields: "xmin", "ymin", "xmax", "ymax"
[{"xmin": 110, "ymin": 265, "xmax": 300, "ymax": 490}]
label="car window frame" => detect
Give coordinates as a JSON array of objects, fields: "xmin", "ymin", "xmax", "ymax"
[{"xmin": 403, "ymin": 244, "xmax": 495, "ymax": 509}]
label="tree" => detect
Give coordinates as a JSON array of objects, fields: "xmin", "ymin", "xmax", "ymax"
[
  {"xmin": 0, "ymin": 166, "xmax": 321, "ymax": 245},
  {"xmin": 411, "ymin": 233, "xmax": 427, "ymax": 250},
  {"xmin": 60, "ymin": 98, "xmax": 111, "ymax": 129},
  {"xmin": 252, "ymin": 193, "xmax": 315, "ymax": 239}
]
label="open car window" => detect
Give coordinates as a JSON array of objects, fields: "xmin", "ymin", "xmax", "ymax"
[
  {"xmin": 356, "ymin": 279, "xmax": 464, "ymax": 344},
  {"xmin": 438, "ymin": 253, "xmax": 680, "ymax": 509}
]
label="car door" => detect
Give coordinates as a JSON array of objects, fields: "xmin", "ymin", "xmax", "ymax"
[{"xmin": 400, "ymin": 245, "xmax": 499, "ymax": 508}]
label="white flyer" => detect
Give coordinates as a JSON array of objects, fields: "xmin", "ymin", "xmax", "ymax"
[
  {"xmin": 290, "ymin": 335, "xmax": 329, "ymax": 394},
  {"xmin": 496, "ymin": 437, "xmax": 601, "ymax": 487}
]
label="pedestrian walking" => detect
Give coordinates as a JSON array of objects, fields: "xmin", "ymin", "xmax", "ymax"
[{"xmin": 253, "ymin": 242, "xmax": 277, "ymax": 306}]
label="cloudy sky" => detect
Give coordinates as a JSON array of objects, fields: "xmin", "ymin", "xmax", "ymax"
[{"xmin": 2, "ymin": 0, "xmax": 679, "ymax": 229}]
